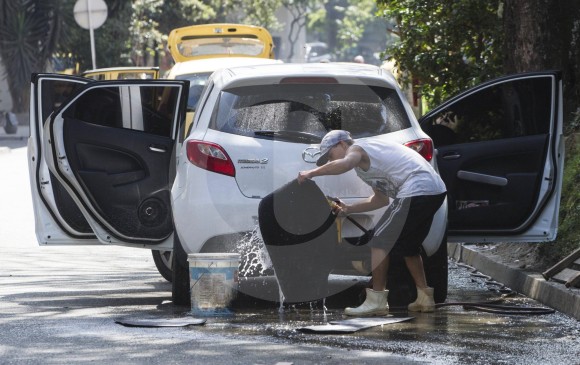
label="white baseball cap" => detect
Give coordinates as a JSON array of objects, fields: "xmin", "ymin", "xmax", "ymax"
[{"xmin": 316, "ymin": 130, "xmax": 353, "ymax": 166}]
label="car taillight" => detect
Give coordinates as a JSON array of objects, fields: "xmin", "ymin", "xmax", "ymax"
[
  {"xmin": 186, "ymin": 140, "xmax": 236, "ymax": 177},
  {"xmin": 404, "ymin": 138, "xmax": 433, "ymax": 162}
]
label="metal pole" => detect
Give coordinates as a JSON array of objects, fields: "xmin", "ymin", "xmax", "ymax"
[{"xmin": 87, "ymin": 0, "xmax": 97, "ymax": 69}]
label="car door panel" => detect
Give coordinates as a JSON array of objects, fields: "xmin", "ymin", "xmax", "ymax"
[
  {"xmin": 41, "ymin": 79, "xmax": 188, "ymax": 246},
  {"xmin": 438, "ymin": 134, "xmax": 548, "ymax": 231},
  {"xmin": 420, "ymin": 72, "xmax": 563, "ymax": 241},
  {"xmin": 60, "ymin": 119, "xmax": 174, "ymax": 240}
]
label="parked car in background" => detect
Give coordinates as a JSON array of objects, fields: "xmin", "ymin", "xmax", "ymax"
[
  {"xmin": 305, "ymin": 42, "xmax": 333, "ymax": 63},
  {"xmin": 27, "ymin": 63, "xmax": 564, "ymax": 305},
  {"xmin": 81, "ymin": 67, "xmax": 159, "ymax": 80}
]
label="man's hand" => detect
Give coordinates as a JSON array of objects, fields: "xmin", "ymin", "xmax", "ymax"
[
  {"xmin": 328, "ymin": 198, "xmax": 348, "ymax": 216},
  {"xmin": 297, "ymin": 170, "xmax": 312, "ymax": 184}
]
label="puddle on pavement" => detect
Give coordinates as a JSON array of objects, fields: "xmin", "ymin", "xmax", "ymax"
[
  {"xmin": 173, "ymin": 228, "xmax": 580, "ymax": 364},
  {"xmin": 171, "ymin": 259, "xmax": 580, "ymax": 365}
]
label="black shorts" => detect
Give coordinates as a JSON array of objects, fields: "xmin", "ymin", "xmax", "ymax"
[{"xmin": 367, "ymin": 192, "xmax": 446, "ymax": 256}]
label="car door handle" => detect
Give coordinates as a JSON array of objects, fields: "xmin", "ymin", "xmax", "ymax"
[
  {"xmin": 149, "ymin": 145, "xmax": 167, "ymax": 153},
  {"xmin": 442, "ymin": 152, "xmax": 461, "ymax": 160},
  {"xmin": 457, "ymin": 170, "xmax": 508, "ymax": 186}
]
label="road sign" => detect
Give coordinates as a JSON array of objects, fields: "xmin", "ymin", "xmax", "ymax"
[
  {"xmin": 74, "ymin": 0, "xmax": 108, "ymax": 30},
  {"xmin": 73, "ymin": 0, "xmax": 108, "ymax": 69}
]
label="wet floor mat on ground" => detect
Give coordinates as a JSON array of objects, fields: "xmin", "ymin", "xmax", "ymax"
[
  {"xmin": 297, "ymin": 316, "xmax": 413, "ymax": 334},
  {"xmin": 115, "ymin": 317, "xmax": 207, "ymax": 328}
]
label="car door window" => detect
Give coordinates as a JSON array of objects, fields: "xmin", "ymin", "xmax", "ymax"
[
  {"xmin": 421, "ymin": 77, "xmax": 552, "ymax": 147},
  {"xmin": 62, "ymin": 85, "xmax": 179, "ymax": 137}
]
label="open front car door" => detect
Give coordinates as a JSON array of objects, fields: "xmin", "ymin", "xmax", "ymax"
[
  {"xmin": 420, "ymin": 71, "xmax": 564, "ymax": 243},
  {"xmin": 29, "ymin": 74, "xmax": 188, "ymax": 248}
]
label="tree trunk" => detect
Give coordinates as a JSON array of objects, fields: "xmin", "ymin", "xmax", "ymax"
[
  {"xmin": 504, "ymin": 0, "xmax": 580, "ymax": 124},
  {"xmin": 503, "ymin": 0, "xmax": 560, "ymax": 73}
]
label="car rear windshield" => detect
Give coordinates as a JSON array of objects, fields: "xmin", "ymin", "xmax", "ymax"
[{"xmin": 209, "ymin": 84, "xmax": 411, "ymax": 142}]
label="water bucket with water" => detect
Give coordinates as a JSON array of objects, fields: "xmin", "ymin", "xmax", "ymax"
[{"xmin": 187, "ymin": 253, "xmax": 240, "ymax": 316}]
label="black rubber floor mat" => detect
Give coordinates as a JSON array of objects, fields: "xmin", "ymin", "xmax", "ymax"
[
  {"xmin": 297, "ymin": 316, "xmax": 413, "ymax": 334},
  {"xmin": 115, "ymin": 317, "xmax": 207, "ymax": 328}
]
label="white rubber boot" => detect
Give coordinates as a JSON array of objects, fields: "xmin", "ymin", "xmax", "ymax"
[
  {"xmin": 344, "ymin": 288, "xmax": 389, "ymax": 317},
  {"xmin": 408, "ymin": 287, "xmax": 435, "ymax": 313}
]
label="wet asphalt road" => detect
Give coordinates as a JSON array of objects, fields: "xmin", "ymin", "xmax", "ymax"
[{"xmin": 1, "ymin": 140, "xmax": 580, "ymax": 364}]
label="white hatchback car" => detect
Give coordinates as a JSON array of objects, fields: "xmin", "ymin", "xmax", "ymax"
[{"xmin": 28, "ymin": 66, "xmax": 564, "ymax": 306}]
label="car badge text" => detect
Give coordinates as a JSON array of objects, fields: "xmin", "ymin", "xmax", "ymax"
[{"xmin": 238, "ymin": 158, "xmax": 269, "ymax": 164}]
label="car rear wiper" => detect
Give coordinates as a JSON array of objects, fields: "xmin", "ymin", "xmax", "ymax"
[{"xmin": 254, "ymin": 130, "xmax": 322, "ymax": 143}]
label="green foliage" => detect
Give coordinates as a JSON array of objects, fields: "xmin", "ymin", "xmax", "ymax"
[
  {"xmin": 0, "ymin": 0, "xmax": 67, "ymax": 111},
  {"xmin": 55, "ymin": 0, "xmax": 133, "ymax": 70},
  {"xmin": 306, "ymin": 0, "xmax": 387, "ymax": 63},
  {"xmin": 377, "ymin": 0, "xmax": 504, "ymax": 106},
  {"xmin": 539, "ymin": 133, "xmax": 580, "ymax": 266},
  {"xmin": 335, "ymin": 0, "xmax": 376, "ymax": 49}
]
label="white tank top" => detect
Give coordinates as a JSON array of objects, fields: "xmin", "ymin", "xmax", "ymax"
[{"xmin": 353, "ymin": 139, "xmax": 447, "ymax": 198}]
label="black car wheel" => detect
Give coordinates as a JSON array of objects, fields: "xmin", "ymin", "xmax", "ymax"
[{"xmin": 152, "ymin": 250, "xmax": 173, "ymax": 282}]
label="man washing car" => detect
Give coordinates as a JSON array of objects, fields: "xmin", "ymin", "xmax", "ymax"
[{"xmin": 298, "ymin": 130, "xmax": 447, "ymax": 316}]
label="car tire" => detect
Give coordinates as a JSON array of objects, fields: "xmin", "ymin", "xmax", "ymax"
[
  {"xmin": 424, "ymin": 232, "xmax": 448, "ymax": 303},
  {"xmin": 171, "ymin": 234, "xmax": 191, "ymax": 306},
  {"xmin": 152, "ymin": 250, "xmax": 173, "ymax": 282}
]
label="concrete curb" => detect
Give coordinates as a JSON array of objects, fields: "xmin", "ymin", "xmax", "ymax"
[{"xmin": 448, "ymin": 242, "xmax": 580, "ymax": 320}]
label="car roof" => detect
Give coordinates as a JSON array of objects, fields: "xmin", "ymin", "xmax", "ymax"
[
  {"xmin": 166, "ymin": 57, "xmax": 282, "ymax": 79},
  {"xmin": 211, "ymin": 62, "xmax": 397, "ymax": 89}
]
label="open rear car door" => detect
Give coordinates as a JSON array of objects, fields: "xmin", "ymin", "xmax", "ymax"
[
  {"xmin": 420, "ymin": 71, "xmax": 564, "ymax": 243},
  {"xmin": 28, "ymin": 74, "xmax": 188, "ymax": 248}
]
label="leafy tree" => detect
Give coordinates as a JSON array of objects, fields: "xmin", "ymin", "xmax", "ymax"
[
  {"xmin": 377, "ymin": 0, "xmax": 504, "ymax": 106},
  {"xmin": 306, "ymin": 0, "xmax": 386, "ymax": 63},
  {"xmin": 0, "ymin": 0, "xmax": 68, "ymax": 112}
]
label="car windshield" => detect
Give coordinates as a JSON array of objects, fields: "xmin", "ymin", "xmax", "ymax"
[
  {"xmin": 177, "ymin": 36, "xmax": 265, "ymax": 58},
  {"xmin": 210, "ymin": 84, "xmax": 411, "ymax": 141},
  {"xmin": 175, "ymin": 72, "xmax": 212, "ymax": 110}
]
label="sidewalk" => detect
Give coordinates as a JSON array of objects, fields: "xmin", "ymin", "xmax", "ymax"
[{"xmin": 448, "ymin": 242, "xmax": 580, "ymax": 320}]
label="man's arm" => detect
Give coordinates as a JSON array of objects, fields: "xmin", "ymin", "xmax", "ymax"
[
  {"xmin": 298, "ymin": 147, "xmax": 362, "ymax": 183},
  {"xmin": 343, "ymin": 189, "xmax": 390, "ymax": 214}
]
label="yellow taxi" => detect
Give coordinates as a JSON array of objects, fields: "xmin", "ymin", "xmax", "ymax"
[{"xmin": 81, "ymin": 66, "xmax": 159, "ymax": 80}]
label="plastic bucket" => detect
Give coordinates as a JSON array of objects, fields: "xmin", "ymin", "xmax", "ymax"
[{"xmin": 188, "ymin": 253, "xmax": 240, "ymax": 316}]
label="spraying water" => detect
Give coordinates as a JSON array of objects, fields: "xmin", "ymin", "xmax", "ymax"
[
  {"xmin": 235, "ymin": 225, "xmax": 287, "ymax": 309},
  {"xmin": 235, "ymin": 225, "xmax": 333, "ymax": 313},
  {"xmin": 236, "ymin": 225, "xmax": 272, "ymax": 277}
]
